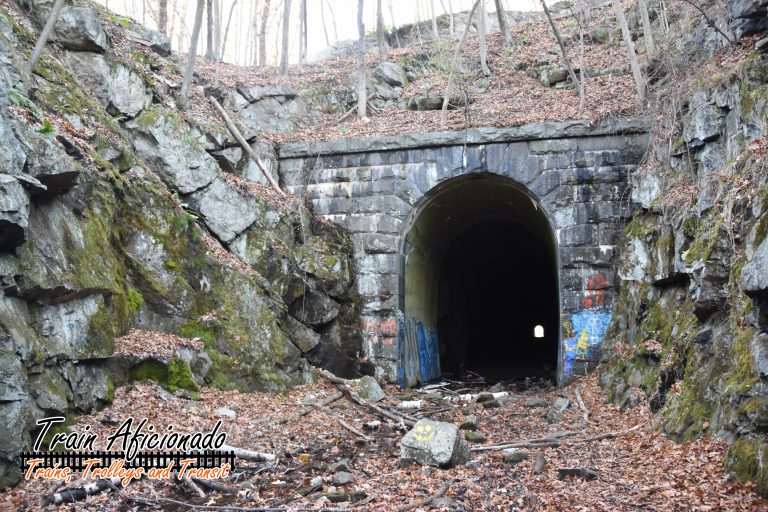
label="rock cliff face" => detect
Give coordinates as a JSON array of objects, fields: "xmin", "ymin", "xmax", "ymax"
[
  {"xmin": 599, "ymin": 1, "xmax": 768, "ymax": 495},
  {"xmin": 0, "ymin": 1, "xmax": 362, "ymax": 487}
]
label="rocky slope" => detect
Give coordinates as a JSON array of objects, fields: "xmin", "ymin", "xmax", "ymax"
[
  {"xmin": 0, "ymin": 0, "xmax": 365, "ymax": 487},
  {"xmin": 598, "ymin": 0, "xmax": 768, "ymax": 495}
]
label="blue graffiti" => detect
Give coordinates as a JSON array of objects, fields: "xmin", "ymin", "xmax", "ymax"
[
  {"xmin": 398, "ymin": 316, "xmax": 440, "ymax": 388},
  {"xmin": 564, "ymin": 311, "xmax": 611, "ymax": 376}
]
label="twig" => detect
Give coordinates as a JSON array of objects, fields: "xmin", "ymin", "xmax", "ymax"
[
  {"xmin": 317, "ymin": 368, "xmax": 415, "ymax": 427},
  {"xmin": 471, "ymin": 424, "xmax": 643, "ymax": 452},
  {"xmin": 207, "ymin": 96, "xmax": 285, "ymax": 196},
  {"xmin": 575, "ymin": 386, "xmax": 590, "ymax": 423},
  {"xmin": 395, "ymin": 481, "xmax": 451, "ymax": 512},
  {"xmin": 313, "ymin": 403, "xmax": 371, "ymax": 440},
  {"xmin": 128, "ymin": 495, "xmax": 350, "ymax": 511}
]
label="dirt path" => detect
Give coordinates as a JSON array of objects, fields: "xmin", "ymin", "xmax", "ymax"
[{"xmin": 3, "ymin": 372, "xmax": 766, "ymax": 511}]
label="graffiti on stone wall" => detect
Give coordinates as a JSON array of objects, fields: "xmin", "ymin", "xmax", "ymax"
[
  {"xmin": 363, "ymin": 317, "xmax": 399, "ymax": 359},
  {"xmin": 564, "ymin": 273, "xmax": 612, "ymax": 376},
  {"xmin": 397, "ymin": 313, "xmax": 440, "ymax": 388}
]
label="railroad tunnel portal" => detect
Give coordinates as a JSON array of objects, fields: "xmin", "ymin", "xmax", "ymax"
[{"xmin": 401, "ymin": 174, "xmax": 560, "ymax": 384}]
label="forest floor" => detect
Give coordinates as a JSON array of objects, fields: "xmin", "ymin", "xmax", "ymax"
[{"xmin": 2, "ymin": 371, "xmax": 767, "ymax": 511}]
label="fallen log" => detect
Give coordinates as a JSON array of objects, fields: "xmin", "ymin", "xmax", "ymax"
[
  {"xmin": 221, "ymin": 444, "xmax": 276, "ymax": 462},
  {"xmin": 575, "ymin": 386, "xmax": 590, "ymax": 423},
  {"xmin": 43, "ymin": 477, "xmax": 124, "ymax": 505},
  {"xmin": 128, "ymin": 495, "xmax": 351, "ymax": 511},
  {"xmin": 557, "ymin": 467, "xmax": 598, "ymax": 480},
  {"xmin": 470, "ymin": 424, "xmax": 643, "ymax": 452}
]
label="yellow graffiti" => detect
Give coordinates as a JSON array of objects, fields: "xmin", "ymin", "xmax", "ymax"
[
  {"xmin": 413, "ymin": 423, "xmax": 436, "ymax": 442},
  {"xmin": 563, "ymin": 321, "xmax": 573, "ymax": 338},
  {"xmin": 576, "ymin": 329, "xmax": 589, "ymax": 357}
]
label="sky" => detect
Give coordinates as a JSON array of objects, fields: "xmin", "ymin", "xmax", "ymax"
[{"xmin": 95, "ymin": 0, "xmax": 540, "ymax": 65}]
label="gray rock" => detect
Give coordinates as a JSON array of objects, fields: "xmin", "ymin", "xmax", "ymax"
[
  {"xmin": 285, "ymin": 315, "xmax": 321, "ymax": 353},
  {"xmin": 186, "ymin": 178, "xmax": 258, "ymax": 243},
  {"xmin": 524, "ymin": 397, "xmax": 548, "ymax": 408},
  {"xmin": 539, "ymin": 67, "xmax": 569, "ymax": 86},
  {"xmin": 215, "ymin": 407, "xmax": 236, "ymax": 419},
  {"xmin": 0, "ymin": 174, "xmax": 29, "ymax": 250},
  {"xmin": 331, "ymin": 471, "xmax": 354, "ymax": 485},
  {"xmin": 553, "ymin": 396, "xmax": 572, "ymax": 412},
  {"xmin": 35, "ymin": 295, "xmax": 110, "ymax": 360},
  {"xmin": 742, "ymin": 236, "xmax": 768, "ymax": 294},
  {"xmin": 53, "ymin": 7, "xmax": 108, "ymax": 52},
  {"xmin": 682, "ymin": 92, "xmax": 721, "ymax": 146},
  {"xmin": 62, "ymin": 51, "xmax": 152, "ymax": 118},
  {"xmin": 459, "ymin": 418, "xmax": 478, "ymax": 431},
  {"xmin": 13, "ymin": 123, "xmax": 80, "ymax": 197},
  {"xmin": 0, "ymin": 400, "xmax": 30, "ymax": 487},
  {"xmin": 310, "ymin": 475, "xmax": 323, "ymax": 487},
  {"xmin": 373, "ymin": 62, "xmax": 407, "ymax": 87},
  {"xmin": 464, "ymin": 431, "xmax": 486, "ymax": 443},
  {"xmin": 431, "ymin": 496, "xmax": 456, "ymax": 509},
  {"xmin": 289, "ymin": 290, "xmax": 340, "ymax": 326},
  {"xmin": 126, "ymin": 106, "xmax": 219, "ymax": 194},
  {"xmin": 126, "ymin": 22, "xmax": 172, "ymax": 56},
  {"xmin": 355, "ymin": 375, "xmax": 385, "ymax": 402},
  {"xmin": 546, "ymin": 408, "xmax": 565, "ymax": 424},
  {"xmin": 0, "ymin": 114, "xmax": 25, "ymax": 176},
  {"xmin": 28, "ymin": 367, "xmax": 71, "ymax": 412},
  {"xmin": 330, "ymin": 459, "xmax": 351, "ymax": 473},
  {"xmin": 751, "ymin": 333, "xmax": 768, "ymax": 379},
  {"xmin": 400, "ymin": 420, "xmax": 469, "ymax": 468},
  {"xmin": 502, "ymin": 450, "xmax": 529, "ymax": 464}
]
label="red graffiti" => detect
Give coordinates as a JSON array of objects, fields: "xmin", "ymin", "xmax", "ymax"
[
  {"xmin": 582, "ymin": 274, "xmax": 609, "ymax": 309},
  {"xmin": 362, "ymin": 318, "xmax": 398, "ymax": 345}
]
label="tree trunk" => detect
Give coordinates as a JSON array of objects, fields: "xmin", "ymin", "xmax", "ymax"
[
  {"xmin": 377, "ymin": 0, "xmax": 386, "ymax": 63},
  {"xmin": 415, "ymin": 0, "xmax": 423, "ymax": 43},
  {"xmin": 539, "ymin": 0, "xmax": 580, "ymax": 88},
  {"xmin": 205, "ymin": 0, "xmax": 213, "ymax": 60},
  {"xmin": 357, "ymin": 0, "xmax": 367, "ymax": 120},
  {"xmin": 447, "ymin": 0, "xmax": 454, "ymax": 34},
  {"xmin": 259, "ymin": 0, "xmax": 270, "ymax": 66},
  {"xmin": 177, "ymin": 0, "xmax": 188, "ymax": 53},
  {"xmin": 213, "ymin": 0, "xmax": 221, "ymax": 64},
  {"xmin": 578, "ymin": 9, "xmax": 586, "ymax": 115},
  {"xmin": 612, "ymin": 0, "xmax": 645, "ymax": 105},
  {"xmin": 181, "ymin": 0, "xmax": 206, "ymax": 108},
  {"xmin": 320, "ymin": 0, "xmax": 330, "ymax": 46},
  {"xmin": 637, "ymin": 0, "xmax": 654, "ymax": 57},
  {"xmin": 493, "ymin": 0, "xmax": 511, "ymax": 46},
  {"xmin": 299, "ymin": 0, "xmax": 307, "ymax": 66},
  {"xmin": 478, "ymin": 0, "xmax": 490, "ymax": 75},
  {"xmin": 217, "ymin": 0, "xmax": 239, "ymax": 81},
  {"xmin": 158, "ymin": 0, "xmax": 168, "ymax": 35},
  {"xmin": 441, "ymin": 0, "xmax": 482, "ymax": 128},
  {"xmin": 388, "ymin": 0, "xmax": 401, "ymax": 48},
  {"xmin": 279, "ymin": 0, "xmax": 292, "ymax": 74},
  {"xmin": 27, "ymin": 0, "xmax": 66, "ymax": 76},
  {"xmin": 250, "ymin": 0, "xmax": 259, "ymax": 66},
  {"xmin": 325, "ymin": 0, "xmax": 339, "ymax": 42},
  {"xmin": 430, "ymin": 0, "xmax": 439, "ymax": 39}
]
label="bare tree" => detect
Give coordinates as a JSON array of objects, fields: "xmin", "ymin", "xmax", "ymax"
[
  {"xmin": 250, "ymin": 0, "xmax": 259, "ymax": 66},
  {"xmin": 258, "ymin": 0, "xmax": 270, "ymax": 66},
  {"xmin": 637, "ymin": 0, "xmax": 654, "ymax": 56},
  {"xmin": 388, "ymin": 0, "xmax": 401, "ymax": 47},
  {"xmin": 299, "ymin": 0, "xmax": 307, "ymax": 66},
  {"xmin": 441, "ymin": 0, "xmax": 483, "ymax": 128},
  {"xmin": 415, "ymin": 0, "xmax": 423, "ymax": 43},
  {"xmin": 279, "ymin": 0, "xmax": 292, "ymax": 74},
  {"xmin": 539, "ymin": 0, "xmax": 579, "ymax": 87},
  {"xmin": 158, "ymin": 0, "xmax": 168, "ymax": 35},
  {"xmin": 27, "ymin": 0, "xmax": 66, "ymax": 76},
  {"xmin": 478, "ymin": 0, "xmax": 490, "ymax": 75},
  {"xmin": 216, "ymin": 0, "xmax": 239, "ymax": 84},
  {"xmin": 577, "ymin": 7, "xmax": 587, "ymax": 115},
  {"xmin": 440, "ymin": 0, "xmax": 454, "ymax": 34},
  {"xmin": 181, "ymin": 0, "xmax": 206, "ymax": 108},
  {"xmin": 612, "ymin": 0, "xmax": 645, "ymax": 104},
  {"xmin": 320, "ymin": 0, "xmax": 330, "ymax": 46},
  {"xmin": 493, "ymin": 0, "xmax": 511, "ymax": 46},
  {"xmin": 213, "ymin": 0, "xmax": 222, "ymax": 61},
  {"xmin": 204, "ymin": 0, "xmax": 214, "ymax": 60},
  {"xmin": 376, "ymin": 0, "xmax": 387, "ymax": 63},
  {"xmin": 325, "ymin": 0, "xmax": 339, "ymax": 42},
  {"xmin": 430, "ymin": 0, "xmax": 439, "ymax": 39},
  {"xmin": 357, "ymin": 0, "xmax": 367, "ymax": 120}
]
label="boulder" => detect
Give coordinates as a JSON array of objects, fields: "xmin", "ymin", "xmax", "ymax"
[
  {"xmin": 538, "ymin": 67, "xmax": 569, "ymax": 86},
  {"xmin": 524, "ymin": 396, "xmax": 548, "ymax": 408},
  {"xmin": 53, "ymin": 7, "xmax": 108, "ymax": 52},
  {"xmin": 502, "ymin": 450, "xmax": 529, "ymax": 464},
  {"xmin": 126, "ymin": 106, "xmax": 219, "ymax": 194},
  {"xmin": 682, "ymin": 92, "xmax": 722, "ymax": 146},
  {"xmin": 13, "ymin": 124, "xmax": 80, "ymax": 197},
  {"xmin": 289, "ymin": 290, "xmax": 340, "ymax": 326},
  {"xmin": 0, "ymin": 114, "xmax": 25, "ymax": 176},
  {"xmin": 728, "ymin": 0, "xmax": 768, "ymax": 38},
  {"xmin": 186, "ymin": 178, "xmax": 258, "ymax": 243},
  {"xmin": 751, "ymin": 333, "xmax": 768, "ymax": 379},
  {"xmin": 331, "ymin": 471, "xmax": 354, "ymax": 485},
  {"xmin": 215, "ymin": 407, "xmax": 236, "ymax": 419},
  {"xmin": 0, "ymin": 174, "xmax": 30, "ymax": 251},
  {"xmin": 373, "ymin": 62, "xmax": 407, "ymax": 87},
  {"xmin": 284, "ymin": 315, "xmax": 321, "ymax": 353},
  {"xmin": 126, "ymin": 22, "xmax": 172, "ymax": 56},
  {"xmin": 741, "ymin": 236, "xmax": 768, "ymax": 294},
  {"xmin": 355, "ymin": 375, "xmax": 385, "ymax": 402},
  {"xmin": 400, "ymin": 419, "xmax": 469, "ymax": 468},
  {"xmin": 62, "ymin": 51, "xmax": 152, "ymax": 118}
]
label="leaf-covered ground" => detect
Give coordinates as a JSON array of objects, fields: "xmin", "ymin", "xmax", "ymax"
[{"xmin": 3, "ymin": 372, "xmax": 766, "ymax": 511}]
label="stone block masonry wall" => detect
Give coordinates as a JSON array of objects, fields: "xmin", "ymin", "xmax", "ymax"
[{"xmin": 279, "ymin": 120, "xmax": 650, "ymax": 383}]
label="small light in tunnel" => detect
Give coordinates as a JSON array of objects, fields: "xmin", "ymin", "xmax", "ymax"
[{"xmin": 534, "ymin": 325, "xmax": 544, "ymax": 338}]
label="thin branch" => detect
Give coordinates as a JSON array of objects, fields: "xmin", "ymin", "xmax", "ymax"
[
  {"xmin": 470, "ymin": 424, "xmax": 643, "ymax": 452},
  {"xmin": 27, "ymin": 0, "xmax": 66, "ymax": 76},
  {"xmin": 539, "ymin": 0, "xmax": 580, "ymax": 87},
  {"xmin": 440, "ymin": 0, "xmax": 482, "ymax": 128},
  {"xmin": 679, "ymin": 0, "xmax": 733, "ymax": 42}
]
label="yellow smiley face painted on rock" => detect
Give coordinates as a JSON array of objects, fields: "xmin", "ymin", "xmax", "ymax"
[{"xmin": 413, "ymin": 423, "xmax": 436, "ymax": 442}]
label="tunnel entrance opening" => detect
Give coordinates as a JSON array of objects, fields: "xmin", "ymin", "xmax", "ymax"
[{"xmin": 399, "ymin": 173, "xmax": 559, "ymax": 387}]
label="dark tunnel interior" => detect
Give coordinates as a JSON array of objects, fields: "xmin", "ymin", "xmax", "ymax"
[
  {"xmin": 437, "ymin": 220, "xmax": 559, "ymax": 381},
  {"xmin": 402, "ymin": 173, "xmax": 560, "ymax": 384}
]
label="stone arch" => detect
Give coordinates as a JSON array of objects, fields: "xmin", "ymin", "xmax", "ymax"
[{"xmin": 397, "ymin": 172, "xmax": 561, "ymax": 387}]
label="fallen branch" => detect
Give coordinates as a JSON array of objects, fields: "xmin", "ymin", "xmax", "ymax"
[
  {"xmin": 470, "ymin": 424, "xmax": 643, "ymax": 452},
  {"xmin": 298, "ymin": 391, "xmax": 343, "ymax": 417},
  {"xmin": 395, "ymin": 481, "xmax": 450, "ymax": 512},
  {"xmin": 43, "ymin": 477, "xmax": 124, "ymax": 505},
  {"xmin": 128, "ymin": 495, "xmax": 350, "ymax": 511},
  {"xmin": 532, "ymin": 452, "xmax": 546, "ymax": 474},
  {"xmin": 207, "ymin": 96, "xmax": 285, "ymax": 196},
  {"xmin": 221, "ymin": 444, "xmax": 276, "ymax": 462},
  {"xmin": 181, "ymin": 475, "xmax": 206, "ymax": 498},
  {"xmin": 191, "ymin": 477, "xmax": 237, "ymax": 494},
  {"xmin": 313, "ymin": 402, "xmax": 371, "ymax": 440},
  {"xmin": 335, "ymin": 93, "xmax": 375, "ymax": 125},
  {"xmin": 317, "ymin": 368, "xmax": 415, "ymax": 427},
  {"xmin": 557, "ymin": 467, "xmax": 598, "ymax": 480},
  {"xmin": 575, "ymin": 386, "xmax": 590, "ymax": 423}
]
